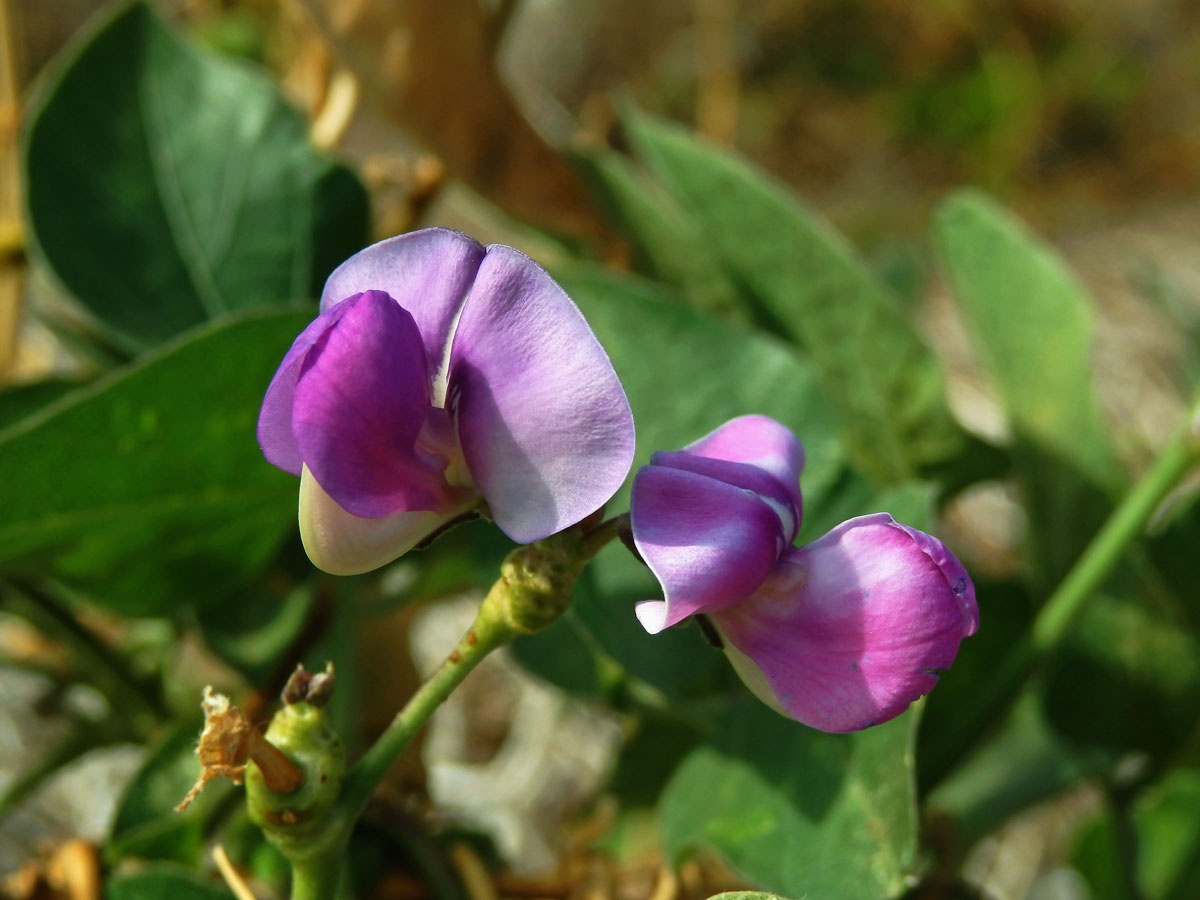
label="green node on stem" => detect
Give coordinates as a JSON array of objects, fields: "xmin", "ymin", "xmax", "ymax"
[{"xmin": 246, "ymin": 701, "xmax": 346, "ymax": 849}]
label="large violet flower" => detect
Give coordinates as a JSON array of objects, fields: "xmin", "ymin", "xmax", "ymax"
[
  {"xmin": 630, "ymin": 415, "xmax": 977, "ymax": 733},
  {"xmin": 258, "ymin": 228, "xmax": 635, "ymax": 575}
]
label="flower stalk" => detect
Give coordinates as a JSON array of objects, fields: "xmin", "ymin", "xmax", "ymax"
[{"xmin": 246, "ymin": 518, "xmax": 621, "ymax": 900}]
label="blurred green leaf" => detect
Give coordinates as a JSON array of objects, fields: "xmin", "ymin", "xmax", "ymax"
[
  {"xmin": 1043, "ymin": 594, "xmax": 1200, "ymax": 760},
  {"xmin": 619, "ymin": 110, "xmax": 963, "ymax": 485},
  {"xmin": 108, "ymin": 716, "xmax": 224, "ymax": 864},
  {"xmin": 934, "ymin": 191, "xmax": 1121, "ymax": 490},
  {"xmin": 1073, "ymin": 768, "xmax": 1200, "ymax": 900},
  {"xmin": 23, "ymin": 0, "xmax": 367, "ymax": 350},
  {"xmin": 926, "ymin": 693, "xmax": 1084, "ymax": 857},
  {"xmin": 706, "ymin": 894, "xmax": 793, "ymax": 900},
  {"xmin": 557, "ymin": 266, "xmax": 844, "ymax": 508},
  {"xmin": 661, "ymin": 700, "xmax": 918, "ymax": 899},
  {"xmin": 0, "ymin": 307, "xmax": 311, "ymax": 616},
  {"xmin": 573, "ymin": 148, "xmax": 745, "ymax": 320},
  {"xmin": 194, "ymin": 581, "xmax": 317, "ymax": 685},
  {"xmin": 106, "ymin": 867, "xmax": 234, "ymax": 900}
]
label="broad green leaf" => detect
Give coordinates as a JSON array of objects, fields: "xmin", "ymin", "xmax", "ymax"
[
  {"xmin": 620, "ymin": 110, "xmax": 963, "ymax": 484},
  {"xmin": 934, "ymin": 190, "xmax": 1122, "ymax": 489},
  {"xmin": 23, "ymin": 1, "xmax": 367, "ymax": 350},
  {"xmin": 0, "ymin": 307, "xmax": 311, "ymax": 615},
  {"xmin": 661, "ymin": 700, "xmax": 918, "ymax": 899},
  {"xmin": 706, "ymin": 894, "xmax": 792, "ymax": 900},
  {"xmin": 108, "ymin": 717, "xmax": 224, "ymax": 863},
  {"xmin": 106, "ymin": 867, "xmax": 234, "ymax": 900}
]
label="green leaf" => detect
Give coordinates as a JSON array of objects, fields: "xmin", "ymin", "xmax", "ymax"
[
  {"xmin": 557, "ymin": 266, "xmax": 844, "ymax": 509},
  {"xmin": 705, "ymin": 894, "xmax": 793, "ymax": 900},
  {"xmin": 661, "ymin": 700, "xmax": 918, "ymax": 899},
  {"xmin": 1043, "ymin": 594, "xmax": 1200, "ymax": 760},
  {"xmin": 108, "ymin": 717, "xmax": 225, "ymax": 864},
  {"xmin": 934, "ymin": 190, "xmax": 1122, "ymax": 489},
  {"xmin": 0, "ymin": 307, "xmax": 311, "ymax": 615},
  {"xmin": 0, "ymin": 378, "xmax": 87, "ymax": 431},
  {"xmin": 573, "ymin": 148, "xmax": 744, "ymax": 320},
  {"xmin": 195, "ymin": 580, "xmax": 317, "ymax": 685},
  {"xmin": 23, "ymin": 0, "xmax": 367, "ymax": 350},
  {"xmin": 1073, "ymin": 768, "xmax": 1200, "ymax": 900},
  {"xmin": 620, "ymin": 110, "xmax": 963, "ymax": 484},
  {"xmin": 106, "ymin": 867, "xmax": 234, "ymax": 900}
]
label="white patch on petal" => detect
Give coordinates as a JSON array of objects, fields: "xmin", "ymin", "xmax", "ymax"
[
  {"xmin": 717, "ymin": 626, "xmax": 791, "ymax": 719},
  {"xmin": 634, "ymin": 600, "xmax": 669, "ymax": 635},
  {"xmin": 299, "ymin": 466, "xmax": 469, "ymax": 575},
  {"xmin": 430, "ymin": 295, "xmax": 469, "ymax": 409}
]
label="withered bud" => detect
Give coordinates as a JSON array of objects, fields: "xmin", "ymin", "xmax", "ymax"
[{"xmin": 281, "ymin": 662, "xmax": 336, "ymax": 707}]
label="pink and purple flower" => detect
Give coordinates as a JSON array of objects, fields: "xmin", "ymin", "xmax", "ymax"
[
  {"xmin": 258, "ymin": 228, "xmax": 635, "ymax": 575},
  {"xmin": 630, "ymin": 415, "xmax": 977, "ymax": 733}
]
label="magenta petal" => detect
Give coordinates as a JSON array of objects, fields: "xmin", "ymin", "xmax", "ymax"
[
  {"xmin": 713, "ymin": 514, "xmax": 975, "ymax": 733},
  {"xmin": 293, "ymin": 291, "xmax": 449, "ymax": 518},
  {"xmin": 630, "ymin": 465, "xmax": 787, "ymax": 632},
  {"xmin": 321, "ymin": 229, "xmax": 486, "ymax": 389},
  {"xmin": 257, "ymin": 298, "xmax": 359, "ymax": 475},
  {"xmin": 448, "ymin": 245, "xmax": 634, "ymax": 542},
  {"xmin": 651, "ymin": 415, "xmax": 805, "ymax": 541}
]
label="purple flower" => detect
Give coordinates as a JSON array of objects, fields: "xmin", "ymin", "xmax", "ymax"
[
  {"xmin": 630, "ymin": 415, "xmax": 977, "ymax": 733},
  {"xmin": 258, "ymin": 228, "xmax": 635, "ymax": 575}
]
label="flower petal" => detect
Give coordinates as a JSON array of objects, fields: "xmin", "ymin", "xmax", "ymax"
[
  {"xmin": 448, "ymin": 245, "xmax": 635, "ymax": 542},
  {"xmin": 298, "ymin": 467, "xmax": 469, "ymax": 575},
  {"xmin": 713, "ymin": 514, "xmax": 975, "ymax": 732},
  {"xmin": 630, "ymin": 464, "xmax": 787, "ymax": 632},
  {"xmin": 651, "ymin": 414, "xmax": 805, "ymax": 541},
  {"xmin": 293, "ymin": 291, "xmax": 449, "ymax": 518},
  {"xmin": 257, "ymin": 298, "xmax": 359, "ymax": 475},
  {"xmin": 321, "ymin": 228, "xmax": 486, "ymax": 401}
]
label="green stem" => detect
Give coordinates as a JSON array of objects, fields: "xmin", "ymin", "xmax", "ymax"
[
  {"xmin": 1032, "ymin": 397, "xmax": 1200, "ymax": 650},
  {"xmin": 264, "ymin": 516, "xmax": 625, "ymax": 900},
  {"xmin": 290, "ymin": 851, "xmax": 345, "ymax": 900},
  {"xmin": 334, "ymin": 596, "xmax": 514, "ymax": 823},
  {"xmin": 926, "ymin": 393, "xmax": 1200, "ymax": 786}
]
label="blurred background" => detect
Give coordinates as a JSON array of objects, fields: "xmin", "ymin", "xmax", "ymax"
[{"xmin": 2, "ymin": 2, "xmax": 1200, "ymax": 900}]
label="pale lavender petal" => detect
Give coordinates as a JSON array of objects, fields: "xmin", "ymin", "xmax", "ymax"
[
  {"xmin": 257, "ymin": 298, "xmax": 358, "ymax": 475},
  {"xmin": 630, "ymin": 465, "xmax": 786, "ymax": 633},
  {"xmin": 448, "ymin": 245, "xmax": 634, "ymax": 542},
  {"xmin": 293, "ymin": 291, "xmax": 450, "ymax": 518},
  {"xmin": 713, "ymin": 514, "xmax": 974, "ymax": 733},
  {"xmin": 321, "ymin": 229, "xmax": 486, "ymax": 394},
  {"xmin": 298, "ymin": 468, "xmax": 474, "ymax": 575}
]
